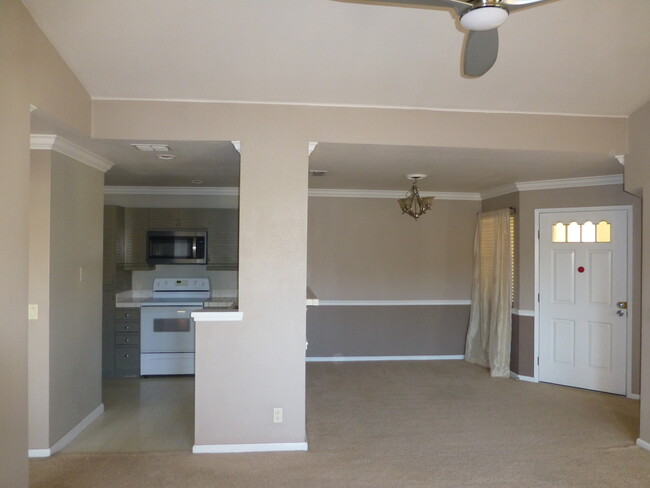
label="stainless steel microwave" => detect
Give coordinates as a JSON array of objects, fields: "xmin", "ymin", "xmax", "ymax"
[{"xmin": 147, "ymin": 230, "xmax": 208, "ymax": 265}]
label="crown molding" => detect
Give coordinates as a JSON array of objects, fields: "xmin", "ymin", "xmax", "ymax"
[
  {"xmin": 515, "ymin": 174, "xmax": 623, "ymax": 192},
  {"xmin": 480, "ymin": 183, "xmax": 519, "ymax": 200},
  {"xmin": 104, "ymin": 186, "xmax": 239, "ymax": 196},
  {"xmin": 482, "ymin": 174, "xmax": 624, "ymax": 200},
  {"xmin": 308, "ymin": 189, "xmax": 481, "ymax": 201},
  {"xmin": 104, "ymin": 175, "xmax": 623, "ymax": 199},
  {"xmin": 30, "ymin": 134, "xmax": 114, "ymax": 173}
]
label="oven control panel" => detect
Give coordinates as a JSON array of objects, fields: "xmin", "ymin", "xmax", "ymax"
[{"xmin": 153, "ymin": 277, "xmax": 210, "ymax": 292}]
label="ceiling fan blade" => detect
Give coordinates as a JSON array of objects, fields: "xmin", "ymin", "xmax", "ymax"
[
  {"xmin": 463, "ymin": 29, "xmax": 499, "ymax": 77},
  {"xmin": 365, "ymin": 0, "xmax": 471, "ymax": 15},
  {"xmin": 500, "ymin": 0, "xmax": 553, "ymax": 12}
]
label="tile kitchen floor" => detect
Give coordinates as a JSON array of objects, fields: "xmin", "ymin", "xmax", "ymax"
[{"xmin": 62, "ymin": 376, "xmax": 194, "ymax": 453}]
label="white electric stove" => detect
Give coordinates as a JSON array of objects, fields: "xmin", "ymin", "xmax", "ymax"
[{"xmin": 140, "ymin": 278, "xmax": 211, "ymax": 375}]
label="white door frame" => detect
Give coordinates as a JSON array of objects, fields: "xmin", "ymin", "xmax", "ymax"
[{"xmin": 534, "ymin": 205, "xmax": 634, "ymax": 397}]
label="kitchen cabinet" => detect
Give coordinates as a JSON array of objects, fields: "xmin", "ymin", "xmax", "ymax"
[
  {"xmin": 101, "ymin": 291, "xmax": 116, "ymax": 377},
  {"xmin": 148, "ymin": 208, "xmax": 206, "ymax": 229},
  {"xmin": 103, "ymin": 205, "xmax": 125, "ymax": 287},
  {"xmin": 124, "ymin": 207, "xmax": 151, "ymax": 270},
  {"xmin": 114, "ymin": 308, "xmax": 140, "ymax": 377},
  {"xmin": 206, "ymin": 209, "xmax": 239, "ymax": 270}
]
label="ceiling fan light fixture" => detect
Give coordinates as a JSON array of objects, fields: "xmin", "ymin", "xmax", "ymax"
[{"xmin": 460, "ymin": 6, "xmax": 509, "ymax": 31}]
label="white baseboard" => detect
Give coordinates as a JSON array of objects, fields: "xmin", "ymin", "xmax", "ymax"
[
  {"xmin": 306, "ymin": 355, "xmax": 464, "ymax": 363},
  {"xmin": 28, "ymin": 449, "xmax": 52, "ymax": 458},
  {"xmin": 509, "ymin": 372, "xmax": 538, "ymax": 383},
  {"xmin": 627, "ymin": 393, "xmax": 640, "ymax": 400},
  {"xmin": 636, "ymin": 438, "xmax": 650, "ymax": 452},
  {"xmin": 193, "ymin": 442, "xmax": 308, "ymax": 454},
  {"xmin": 28, "ymin": 403, "xmax": 104, "ymax": 458}
]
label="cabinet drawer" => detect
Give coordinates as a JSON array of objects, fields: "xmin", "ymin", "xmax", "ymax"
[
  {"xmin": 115, "ymin": 333, "xmax": 139, "ymax": 346},
  {"xmin": 115, "ymin": 321, "xmax": 139, "ymax": 333},
  {"xmin": 115, "ymin": 347, "xmax": 140, "ymax": 373},
  {"xmin": 116, "ymin": 309, "xmax": 140, "ymax": 321}
]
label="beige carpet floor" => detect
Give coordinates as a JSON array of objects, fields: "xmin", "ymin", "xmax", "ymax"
[{"xmin": 30, "ymin": 361, "xmax": 650, "ymax": 487}]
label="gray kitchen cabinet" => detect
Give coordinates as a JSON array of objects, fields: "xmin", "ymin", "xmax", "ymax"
[
  {"xmin": 148, "ymin": 208, "xmax": 206, "ymax": 229},
  {"xmin": 206, "ymin": 208, "xmax": 239, "ymax": 270},
  {"xmin": 102, "ymin": 290, "xmax": 116, "ymax": 377},
  {"xmin": 114, "ymin": 307, "xmax": 140, "ymax": 377},
  {"xmin": 103, "ymin": 205, "xmax": 125, "ymax": 287},
  {"xmin": 124, "ymin": 207, "xmax": 151, "ymax": 270}
]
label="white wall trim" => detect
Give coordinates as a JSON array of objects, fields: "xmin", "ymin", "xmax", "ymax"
[
  {"xmin": 104, "ymin": 175, "xmax": 623, "ymax": 201},
  {"xmin": 317, "ymin": 300, "xmax": 471, "ymax": 306},
  {"xmin": 105, "ymin": 185, "xmax": 239, "ymax": 196},
  {"xmin": 308, "ymin": 188, "xmax": 481, "ymax": 201},
  {"xmin": 193, "ymin": 442, "xmax": 308, "ymax": 454},
  {"xmin": 30, "ymin": 134, "xmax": 114, "ymax": 173},
  {"xmin": 306, "ymin": 355, "xmax": 464, "ymax": 362},
  {"xmin": 28, "ymin": 449, "xmax": 52, "ymax": 458},
  {"xmin": 509, "ymin": 372, "xmax": 538, "ymax": 383},
  {"xmin": 192, "ymin": 311, "xmax": 243, "ymax": 322},
  {"xmin": 482, "ymin": 175, "xmax": 623, "ymax": 200},
  {"xmin": 628, "ymin": 393, "xmax": 640, "ymax": 400},
  {"xmin": 512, "ymin": 309, "xmax": 535, "ymax": 317},
  {"xmin": 29, "ymin": 403, "xmax": 104, "ymax": 458},
  {"xmin": 481, "ymin": 183, "xmax": 519, "ymax": 200},
  {"xmin": 93, "ymin": 96, "xmax": 629, "ymax": 119},
  {"xmin": 636, "ymin": 438, "xmax": 650, "ymax": 452},
  {"xmin": 516, "ymin": 174, "xmax": 623, "ymax": 192}
]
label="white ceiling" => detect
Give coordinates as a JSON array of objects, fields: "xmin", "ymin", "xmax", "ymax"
[{"xmin": 23, "ymin": 0, "xmax": 650, "ymax": 191}]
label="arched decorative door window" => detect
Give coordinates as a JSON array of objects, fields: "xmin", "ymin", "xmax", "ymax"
[{"xmin": 551, "ymin": 220, "xmax": 611, "ymax": 243}]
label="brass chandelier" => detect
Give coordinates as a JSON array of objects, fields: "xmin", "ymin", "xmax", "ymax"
[{"xmin": 398, "ymin": 174, "xmax": 434, "ymax": 220}]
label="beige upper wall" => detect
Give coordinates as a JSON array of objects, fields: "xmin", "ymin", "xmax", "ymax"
[
  {"xmin": 627, "ymin": 100, "xmax": 650, "ymax": 441},
  {"xmin": 48, "ymin": 152, "xmax": 104, "ymax": 445},
  {"xmin": 1, "ymin": 1, "xmax": 91, "ymax": 485},
  {"xmin": 308, "ymin": 197, "xmax": 479, "ymax": 300},
  {"xmin": 29, "ymin": 151, "xmax": 105, "ymax": 449},
  {"xmin": 92, "ymin": 100, "xmax": 628, "ymax": 155},
  {"xmin": 28, "ymin": 150, "xmax": 52, "ymax": 449}
]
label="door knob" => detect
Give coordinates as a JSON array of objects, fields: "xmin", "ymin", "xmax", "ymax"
[
  {"xmin": 617, "ymin": 310, "xmax": 625, "ymax": 317},
  {"xmin": 616, "ymin": 301, "xmax": 628, "ymax": 310}
]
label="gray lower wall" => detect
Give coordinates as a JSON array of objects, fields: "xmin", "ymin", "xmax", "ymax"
[
  {"xmin": 510, "ymin": 314, "xmax": 535, "ymax": 377},
  {"xmin": 306, "ymin": 305, "xmax": 469, "ymax": 358}
]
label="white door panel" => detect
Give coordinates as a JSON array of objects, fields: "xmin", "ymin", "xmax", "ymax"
[{"xmin": 539, "ymin": 210, "xmax": 627, "ymax": 395}]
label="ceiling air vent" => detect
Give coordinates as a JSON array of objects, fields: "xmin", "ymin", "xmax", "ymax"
[
  {"xmin": 309, "ymin": 170, "xmax": 328, "ymax": 177},
  {"xmin": 131, "ymin": 143, "xmax": 170, "ymax": 152}
]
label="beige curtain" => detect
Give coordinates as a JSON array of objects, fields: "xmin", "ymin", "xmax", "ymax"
[{"xmin": 465, "ymin": 208, "xmax": 512, "ymax": 377}]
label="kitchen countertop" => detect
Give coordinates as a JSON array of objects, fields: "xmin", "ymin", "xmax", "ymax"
[{"xmin": 115, "ymin": 290, "xmax": 236, "ymax": 309}]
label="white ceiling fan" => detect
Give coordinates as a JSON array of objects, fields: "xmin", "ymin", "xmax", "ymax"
[{"xmin": 361, "ymin": 0, "xmax": 554, "ymax": 77}]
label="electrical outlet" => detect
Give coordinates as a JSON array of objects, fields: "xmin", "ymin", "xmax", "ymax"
[
  {"xmin": 28, "ymin": 304, "xmax": 38, "ymax": 320},
  {"xmin": 273, "ymin": 407, "xmax": 283, "ymax": 423}
]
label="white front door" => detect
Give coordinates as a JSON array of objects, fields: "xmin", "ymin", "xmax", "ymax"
[{"xmin": 538, "ymin": 209, "xmax": 628, "ymax": 395}]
